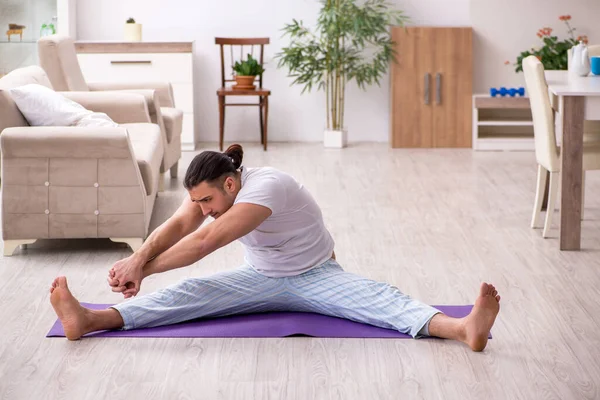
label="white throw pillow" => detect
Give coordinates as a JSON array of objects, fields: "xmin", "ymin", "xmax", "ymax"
[
  {"xmin": 77, "ymin": 112, "xmax": 119, "ymax": 127},
  {"xmin": 8, "ymin": 83, "xmax": 118, "ymax": 128}
]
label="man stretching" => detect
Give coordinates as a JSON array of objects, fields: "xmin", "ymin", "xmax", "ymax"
[{"xmin": 50, "ymin": 144, "xmax": 500, "ymax": 351}]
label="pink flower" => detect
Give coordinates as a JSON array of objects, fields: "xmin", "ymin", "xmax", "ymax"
[{"xmin": 577, "ymin": 35, "xmax": 589, "ymax": 44}]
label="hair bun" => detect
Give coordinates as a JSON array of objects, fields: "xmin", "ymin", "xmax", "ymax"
[{"xmin": 224, "ymin": 144, "xmax": 243, "ymax": 169}]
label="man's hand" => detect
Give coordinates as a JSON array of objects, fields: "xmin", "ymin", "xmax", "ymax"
[{"xmin": 108, "ymin": 253, "xmax": 147, "ymax": 298}]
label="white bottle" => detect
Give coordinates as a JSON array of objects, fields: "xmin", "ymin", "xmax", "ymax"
[{"xmin": 570, "ymin": 41, "xmax": 591, "ymax": 77}]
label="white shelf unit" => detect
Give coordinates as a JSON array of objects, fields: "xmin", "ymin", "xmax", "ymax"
[
  {"xmin": 472, "ymin": 94, "xmax": 535, "ymax": 151},
  {"xmin": 0, "ymin": 0, "xmax": 75, "ymax": 76}
]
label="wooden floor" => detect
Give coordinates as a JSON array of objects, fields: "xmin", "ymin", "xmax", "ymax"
[{"xmin": 1, "ymin": 143, "xmax": 600, "ymax": 400}]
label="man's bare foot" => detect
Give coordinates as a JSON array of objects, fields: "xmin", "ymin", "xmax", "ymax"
[
  {"xmin": 50, "ymin": 276, "xmax": 90, "ymax": 340},
  {"xmin": 462, "ymin": 282, "xmax": 501, "ymax": 352}
]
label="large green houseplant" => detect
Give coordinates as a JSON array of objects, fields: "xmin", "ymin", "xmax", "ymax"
[{"xmin": 276, "ymin": 0, "xmax": 408, "ymax": 147}]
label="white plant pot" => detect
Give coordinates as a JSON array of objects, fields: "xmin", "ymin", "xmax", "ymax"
[
  {"xmin": 324, "ymin": 128, "xmax": 347, "ymax": 148},
  {"xmin": 124, "ymin": 23, "xmax": 142, "ymax": 42}
]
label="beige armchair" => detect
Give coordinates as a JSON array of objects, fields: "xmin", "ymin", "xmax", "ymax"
[
  {"xmin": 37, "ymin": 34, "xmax": 182, "ymax": 190},
  {"xmin": 0, "ymin": 66, "xmax": 164, "ymax": 255}
]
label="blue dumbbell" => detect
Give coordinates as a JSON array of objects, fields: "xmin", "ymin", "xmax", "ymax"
[
  {"xmin": 507, "ymin": 87, "xmax": 525, "ymax": 97},
  {"xmin": 490, "ymin": 87, "xmax": 505, "ymax": 97},
  {"xmin": 490, "ymin": 87, "xmax": 525, "ymax": 97}
]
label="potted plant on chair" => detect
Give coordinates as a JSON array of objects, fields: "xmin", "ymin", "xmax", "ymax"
[
  {"xmin": 276, "ymin": 0, "xmax": 408, "ymax": 148},
  {"xmin": 232, "ymin": 54, "xmax": 265, "ymax": 90}
]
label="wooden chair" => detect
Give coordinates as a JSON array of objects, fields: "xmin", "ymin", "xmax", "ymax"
[{"xmin": 216, "ymin": 37, "xmax": 271, "ymax": 151}]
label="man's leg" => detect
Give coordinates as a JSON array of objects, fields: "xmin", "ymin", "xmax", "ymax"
[
  {"xmin": 424, "ymin": 283, "xmax": 500, "ymax": 351},
  {"xmin": 286, "ymin": 259, "xmax": 500, "ymax": 352},
  {"xmin": 50, "ymin": 264, "xmax": 285, "ymax": 340},
  {"xmin": 50, "ymin": 277, "xmax": 124, "ymax": 340}
]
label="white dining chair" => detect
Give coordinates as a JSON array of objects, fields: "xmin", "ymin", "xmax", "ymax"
[{"xmin": 523, "ymin": 55, "xmax": 600, "ymax": 237}]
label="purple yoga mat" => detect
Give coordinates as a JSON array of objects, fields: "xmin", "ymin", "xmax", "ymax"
[{"xmin": 47, "ymin": 303, "xmax": 491, "ymax": 339}]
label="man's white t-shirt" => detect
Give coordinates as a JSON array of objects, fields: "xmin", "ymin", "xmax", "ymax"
[{"xmin": 233, "ymin": 166, "xmax": 335, "ymax": 277}]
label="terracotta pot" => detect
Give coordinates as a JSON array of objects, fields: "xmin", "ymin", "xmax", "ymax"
[{"xmin": 233, "ymin": 75, "xmax": 256, "ymax": 90}]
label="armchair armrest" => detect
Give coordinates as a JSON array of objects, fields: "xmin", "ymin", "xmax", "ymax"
[
  {"xmin": 1, "ymin": 126, "xmax": 136, "ymax": 159},
  {"xmin": 104, "ymin": 89, "xmax": 162, "ymax": 120},
  {"xmin": 59, "ymin": 91, "xmax": 152, "ymax": 124},
  {"xmin": 88, "ymin": 81, "xmax": 175, "ymax": 108},
  {"xmin": 1, "ymin": 127, "xmax": 149, "ymax": 242}
]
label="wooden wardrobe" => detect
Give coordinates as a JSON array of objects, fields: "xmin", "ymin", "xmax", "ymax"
[{"xmin": 390, "ymin": 27, "xmax": 473, "ymax": 148}]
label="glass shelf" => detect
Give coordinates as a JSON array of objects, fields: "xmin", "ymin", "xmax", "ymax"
[{"xmin": 0, "ymin": 0, "xmax": 57, "ymax": 74}]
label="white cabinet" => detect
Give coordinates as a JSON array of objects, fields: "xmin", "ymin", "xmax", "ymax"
[
  {"xmin": 75, "ymin": 43, "xmax": 195, "ymax": 150},
  {"xmin": 472, "ymin": 94, "xmax": 535, "ymax": 151}
]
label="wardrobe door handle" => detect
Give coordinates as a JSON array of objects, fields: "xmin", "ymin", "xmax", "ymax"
[
  {"xmin": 424, "ymin": 73, "xmax": 430, "ymax": 105},
  {"xmin": 436, "ymin": 73, "xmax": 442, "ymax": 105}
]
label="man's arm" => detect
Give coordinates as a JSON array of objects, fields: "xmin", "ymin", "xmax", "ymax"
[
  {"xmin": 142, "ymin": 203, "xmax": 271, "ymax": 278},
  {"xmin": 108, "ymin": 196, "xmax": 207, "ymax": 296},
  {"xmin": 134, "ymin": 196, "xmax": 207, "ymax": 262}
]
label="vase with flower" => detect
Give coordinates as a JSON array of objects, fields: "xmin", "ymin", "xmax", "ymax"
[{"xmin": 508, "ymin": 15, "xmax": 588, "ymax": 75}]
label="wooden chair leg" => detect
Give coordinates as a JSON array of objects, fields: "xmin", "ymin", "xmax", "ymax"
[
  {"xmin": 263, "ymin": 96, "xmax": 269, "ymax": 151},
  {"xmin": 259, "ymin": 96, "xmax": 264, "ymax": 145},
  {"xmin": 219, "ymin": 95, "xmax": 225, "ymax": 151}
]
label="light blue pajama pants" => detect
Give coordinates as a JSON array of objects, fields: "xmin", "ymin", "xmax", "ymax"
[{"xmin": 111, "ymin": 259, "xmax": 441, "ymax": 338}]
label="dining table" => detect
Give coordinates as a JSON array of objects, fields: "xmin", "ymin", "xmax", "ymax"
[{"xmin": 545, "ymin": 70, "xmax": 600, "ymax": 250}]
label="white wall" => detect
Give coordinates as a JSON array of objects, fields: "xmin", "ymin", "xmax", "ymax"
[
  {"xmin": 399, "ymin": 0, "xmax": 470, "ymax": 26},
  {"xmin": 75, "ymin": 0, "xmax": 600, "ymax": 144},
  {"xmin": 76, "ymin": 0, "xmax": 470, "ymax": 144},
  {"xmin": 471, "ymin": 0, "xmax": 600, "ymax": 93},
  {"xmin": 57, "ymin": 0, "xmax": 77, "ymax": 38}
]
